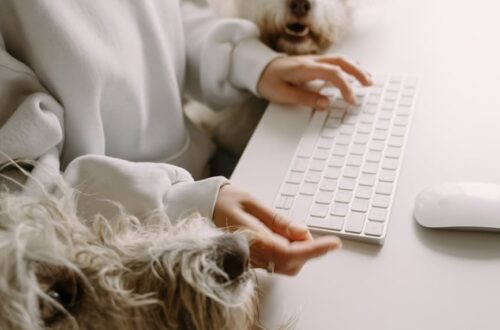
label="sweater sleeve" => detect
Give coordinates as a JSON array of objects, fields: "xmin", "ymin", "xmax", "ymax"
[
  {"xmin": 0, "ymin": 38, "xmax": 227, "ymax": 222},
  {"xmin": 181, "ymin": 0, "xmax": 282, "ymax": 109}
]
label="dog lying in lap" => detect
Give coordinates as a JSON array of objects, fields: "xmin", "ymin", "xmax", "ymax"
[
  {"xmin": 0, "ymin": 178, "xmax": 258, "ymax": 330},
  {"xmin": 189, "ymin": 0, "xmax": 352, "ymax": 156}
]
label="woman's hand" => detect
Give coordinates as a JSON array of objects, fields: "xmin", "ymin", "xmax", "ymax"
[
  {"xmin": 257, "ymin": 55, "xmax": 373, "ymax": 110},
  {"xmin": 213, "ymin": 184, "xmax": 341, "ymax": 276}
]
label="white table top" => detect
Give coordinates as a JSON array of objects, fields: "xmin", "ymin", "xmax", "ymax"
[{"xmin": 232, "ymin": 0, "xmax": 500, "ymax": 329}]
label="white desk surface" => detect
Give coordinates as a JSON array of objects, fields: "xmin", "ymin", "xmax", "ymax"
[{"xmin": 231, "ymin": 0, "xmax": 500, "ymax": 329}]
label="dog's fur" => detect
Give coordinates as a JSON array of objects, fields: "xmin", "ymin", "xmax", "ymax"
[
  {"xmin": 0, "ymin": 175, "xmax": 258, "ymax": 329},
  {"xmin": 187, "ymin": 0, "xmax": 352, "ymax": 156}
]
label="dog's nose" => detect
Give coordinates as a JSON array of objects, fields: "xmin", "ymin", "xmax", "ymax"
[
  {"xmin": 218, "ymin": 234, "xmax": 249, "ymax": 280},
  {"xmin": 289, "ymin": 0, "xmax": 312, "ymax": 18}
]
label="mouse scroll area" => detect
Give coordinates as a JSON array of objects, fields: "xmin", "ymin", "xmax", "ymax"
[{"xmin": 414, "ymin": 182, "xmax": 500, "ymax": 231}]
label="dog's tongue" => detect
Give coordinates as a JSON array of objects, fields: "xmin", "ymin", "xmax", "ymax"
[{"xmin": 285, "ymin": 23, "xmax": 309, "ymax": 37}]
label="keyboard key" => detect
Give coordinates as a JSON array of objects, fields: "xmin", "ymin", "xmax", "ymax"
[
  {"xmin": 399, "ymin": 98, "xmax": 413, "ymax": 107},
  {"xmin": 275, "ymin": 195, "xmax": 287, "ymax": 209},
  {"xmin": 340, "ymin": 125, "xmax": 355, "ymax": 135},
  {"xmin": 337, "ymin": 135, "xmax": 352, "ymax": 146},
  {"xmin": 373, "ymin": 129, "xmax": 389, "ymax": 141},
  {"xmin": 282, "ymin": 184, "xmax": 299, "ymax": 197},
  {"xmin": 351, "ymin": 144, "xmax": 367, "ymax": 156},
  {"xmin": 343, "ymin": 114, "xmax": 358, "ymax": 125},
  {"xmin": 345, "ymin": 212, "xmax": 366, "ymax": 234},
  {"xmin": 357, "ymin": 123, "xmax": 372, "ymax": 134},
  {"xmin": 382, "ymin": 158, "xmax": 399, "ymax": 170},
  {"xmin": 310, "ymin": 159, "xmax": 326, "ymax": 171},
  {"xmin": 394, "ymin": 116, "xmax": 409, "ymax": 127},
  {"xmin": 335, "ymin": 190, "xmax": 353, "ymax": 203},
  {"xmin": 379, "ymin": 170, "xmax": 397, "ymax": 183},
  {"xmin": 339, "ymin": 178, "xmax": 356, "ymax": 191},
  {"xmin": 372, "ymin": 194, "xmax": 391, "ymax": 208},
  {"xmin": 354, "ymin": 133, "xmax": 370, "ymax": 144},
  {"xmin": 396, "ymin": 106, "xmax": 411, "ymax": 116},
  {"xmin": 388, "ymin": 136, "xmax": 404, "ymax": 147},
  {"xmin": 331, "ymin": 202, "xmax": 349, "ymax": 217},
  {"xmin": 317, "ymin": 137, "xmax": 334, "ymax": 149},
  {"xmin": 316, "ymin": 190, "xmax": 334, "ymax": 204},
  {"xmin": 355, "ymin": 186, "xmax": 373, "ymax": 199},
  {"xmin": 325, "ymin": 118, "xmax": 342, "ymax": 128},
  {"xmin": 286, "ymin": 172, "xmax": 304, "ymax": 184},
  {"xmin": 329, "ymin": 156, "xmax": 345, "ymax": 168},
  {"xmin": 343, "ymin": 166, "xmax": 360, "ymax": 179},
  {"xmin": 327, "ymin": 216, "xmax": 345, "ymax": 231},
  {"xmin": 364, "ymin": 104, "xmax": 378, "ymax": 114},
  {"xmin": 321, "ymin": 127, "xmax": 337, "ymax": 139},
  {"xmin": 391, "ymin": 126, "xmax": 406, "ymax": 137},
  {"xmin": 305, "ymin": 171, "xmax": 322, "ymax": 183},
  {"xmin": 366, "ymin": 150, "xmax": 382, "ymax": 163},
  {"xmin": 320, "ymin": 178, "xmax": 337, "ymax": 192},
  {"xmin": 300, "ymin": 183, "xmax": 318, "ymax": 196},
  {"xmin": 364, "ymin": 221, "xmax": 385, "ymax": 237},
  {"xmin": 346, "ymin": 155, "xmax": 363, "ymax": 166},
  {"xmin": 386, "ymin": 146, "xmax": 402, "ymax": 159},
  {"xmin": 332, "ymin": 145, "xmax": 348, "ymax": 156},
  {"xmin": 313, "ymin": 148, "xmax": 330, "ymax": 160},
  {"xmin": 360, "ymin": 114, "xmax": 375, "ymax": 124},
  {"xmin": 379, "ymin": 110, "xmax": 393, "ymax": 120},
  {"xmin": 369, "ymin": 207, "xmax": 388, "ymax": 222},
  {"xmin": 325, "ymin": 167, "xmax": 341, "ymax": 179},
  {"xmin": 369, "ymin": 140, "xmax": 385, "ymax": 152},
  {"xmin": 375, "ymin": 119, "xmax": 390, "ymax": 130},
  {"xmin": 359, "ymin": 173, "xmax": 376, "ymax": 187},
  {"xmin": 292, "ymin": 158, "xmax": 309, "ymax": 172},
  {"xmin": 381, "ymin": 100, "xmax": 396, "ymax": 111},
  {"xmin": 310, "ymin": 203, "xmax": 330, "ymax": 218},
  {"xmin": 362, "ymin": 162, "xmax": 379, "ymax": 175},
  {"xmin": 375, "ymin": 182, "xmax": 394, "ymax": 195},
  {"xmin": 291, "ymin": 195, "xmax": 313, "ymax": 225},
  {"xmin": 283, "ymin": 197, "xmax": 294, "ymax": 210},
  {"xmin": 297, "ymin": 110, "xmax": 328, "ymax": 158},
  {"xmin": 351, "ymin": 198, "xmax": 369, "ymax": 213}
]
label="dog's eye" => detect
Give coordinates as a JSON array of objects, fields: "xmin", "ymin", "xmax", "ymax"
[{"xmin": 40, "ymin": 281, "xmax": 82, "ymax": 326}]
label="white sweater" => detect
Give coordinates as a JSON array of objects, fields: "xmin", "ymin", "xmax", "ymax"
[{"xmin": 0, "ymin": 0, "xmax": 279, "ymax": 220}]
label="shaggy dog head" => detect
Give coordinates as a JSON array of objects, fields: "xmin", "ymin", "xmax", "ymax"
[
  {"xmin": 0, "ymin": 187, "xmax": 257, "ymax": 329},
  {"xmin": 235, "ymin": 0, "xmax": 351, "ymax": 54}
]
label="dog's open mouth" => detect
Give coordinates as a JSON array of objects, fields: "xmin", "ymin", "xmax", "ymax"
[{"xmin": 285, "ymin": 23, "xmax": 310, "ymax": 37}]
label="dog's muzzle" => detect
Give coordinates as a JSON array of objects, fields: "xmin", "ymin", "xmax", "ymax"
[
  {"xmin": 288, "ymin": 0, "xmax": 312, "ymax": 18},
  {"xmin": 217, "ymin": 234, "xmax": 250, "ymax": 280}
]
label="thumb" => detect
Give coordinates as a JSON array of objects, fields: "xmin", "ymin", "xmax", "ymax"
[{"xmin": 282, "ymin": 84, "xmax": 331, "ymax": 110}]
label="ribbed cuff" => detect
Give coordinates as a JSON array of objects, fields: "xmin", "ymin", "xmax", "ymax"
[
  {"xmin": 164, "ymin": 176, "xmax": 230, "ymax": 222},
  {"xmin": 230, "ymin": 38, "xmax": 284, "ymax": 96}
]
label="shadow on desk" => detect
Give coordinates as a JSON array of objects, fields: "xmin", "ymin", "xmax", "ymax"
[{"xmin": 413, "ymin": 220, "xmax": 500, "ymax": 260}]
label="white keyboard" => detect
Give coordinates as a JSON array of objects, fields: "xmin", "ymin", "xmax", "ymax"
[{"xmin": 273, "ymin": 74, "xmax": 419, "ymax": 244}]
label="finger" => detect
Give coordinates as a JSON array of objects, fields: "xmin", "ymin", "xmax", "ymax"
[
  {"xmin": 316, "ymin": 56, "xmax": 373, "ymax": 86},
  {"xmin": 244, "ymin": 199, "xmax": 310, "ymax": 241},
  {"xmin": 287, "ymin": 63, "xmax": 355, "ymax": 104},
  {"xmin": 275, "ymin": 236, "xmax": 342, "ymax": 261},
  {"xmin": 277, "ymin": 84, "xmax": 331, "ymax": 110}
]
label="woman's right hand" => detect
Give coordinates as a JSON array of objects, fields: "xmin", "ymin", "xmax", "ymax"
[{"xmin": 213, "ymin": 184, "xmax": 341, "ymax": 275}]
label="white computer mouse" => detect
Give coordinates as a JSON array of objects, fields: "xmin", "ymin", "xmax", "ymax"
[{"xmin": 414, "ymin": 182, "xmax": 500, "ymax": 231}]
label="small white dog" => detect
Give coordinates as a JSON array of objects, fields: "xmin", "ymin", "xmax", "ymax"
[
  {"xmin": 189, "ymin": 0, "xmax": 352, "ymax": 156},
  {"xmin": 0, "ymin": 175, "xmax": 258, "ymax": 329}
]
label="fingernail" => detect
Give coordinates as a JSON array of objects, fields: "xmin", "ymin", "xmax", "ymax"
[
  {"xmin": 328, "ymin": 237, "xmax": 342, "ymax": 249},
  {"xmin": 316, "ymin": 97, "xmax": 330, "ymax": 110},
  {"xmin": 290, "ymin": 222, "xmax": 308, "ymax": 233}
]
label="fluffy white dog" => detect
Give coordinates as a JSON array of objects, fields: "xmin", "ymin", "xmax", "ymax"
[
  {"xmin": 0, "ymin": 174, "xmax": 258, "ymax": 329},
  {"xmin": 189, "ymin": 0, "xmax": 352, "ymax": 156}
]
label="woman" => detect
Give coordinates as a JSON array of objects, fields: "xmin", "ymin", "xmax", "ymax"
[{"xmin": 0, "ymin": 0, "xmax": 371, "ymax": 275}]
